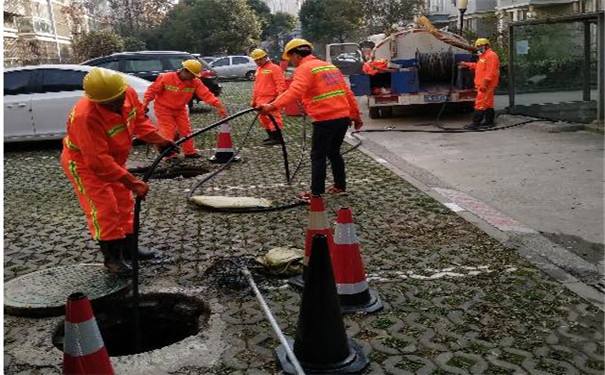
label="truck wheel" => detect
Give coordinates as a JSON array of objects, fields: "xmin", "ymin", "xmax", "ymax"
[
  {"xmin": 369, "ymin": 107, "xmax": 381, "ymax": 119},
  {"xmin": 381, "ymin": 106, "xmax": 393, "ymax": 118}
]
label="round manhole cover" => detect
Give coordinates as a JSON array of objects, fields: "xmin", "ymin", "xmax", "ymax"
[{"xmin": 4, "ymin": 264, "xmax": 129, "ymax": 317}]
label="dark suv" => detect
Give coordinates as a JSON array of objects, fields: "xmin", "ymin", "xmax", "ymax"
[{"xmin": 82, "ymin": 51, "xmax": 222, "ymax": 98}]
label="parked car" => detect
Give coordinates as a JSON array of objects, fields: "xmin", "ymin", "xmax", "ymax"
[
  {"xmin": 333, "ymin": 52, "xmax": 363, "ymax": 75},
  {"xmin": 200, "ymin": 56, "xmax": 219, "ymax": 65},
  {"xmin": 82, "ymin": 51, "xmax": 222, "ymax": 97},
  {"xmin": 209, "ymin": 55, "xmax": 257, "ymax": 80},
  {"xmin": 4, "ymin": 65, "xmax": 156, "ymax": 143}
]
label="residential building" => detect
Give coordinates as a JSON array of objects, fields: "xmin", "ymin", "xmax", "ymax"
[
  {"xmin": 263, "ymin": 0, "xmax": 304, "ymax": 15},
  {"xmin": 495, "ymin": 0, "xmax": 603, "ymax": 33},
  {"xmin": 424, "ymin": 0, "xmax": 498, "ymax": 37},
  {"xmin": 3, "ymin": 0, "xmax": 105, "ymax": 67}
]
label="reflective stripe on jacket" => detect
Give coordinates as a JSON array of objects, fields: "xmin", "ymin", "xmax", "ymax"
[
  {"xmin": 252, "ymin": 61, "xmax": 286, "ymax": 104},
  {"xmin": 466, "ymin": 49, "xmax": 500, "ymax": 89},
  {"xmin": 271, "ymin": 55, "xmax": 360, "ymax": 122},
  {"xmin": 61, "ymin": 87, "xmax": 157, "ymax": 181},
  {"xmin": 144, "ymin": 71, "xmax": 221, "ymax": 110}
]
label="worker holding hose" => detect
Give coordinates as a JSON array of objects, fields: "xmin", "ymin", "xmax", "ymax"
[
  {"xmin": 61, "ymin": 68, "xmax": 175, "ymax": 276},
  {"xmin": 250, "ymin": 48, "xmax": 287, "ymax": 146},
  {"xmin": 459, "ymin": 38, "xmax": 500, "ymax": 129},
  {"xmin": 143, "ymin": 59, "xmax": 228, "ymax": 158},
  {"xmin": 258, "ymin": 39, "xmax": 363, "ymax": 202}
]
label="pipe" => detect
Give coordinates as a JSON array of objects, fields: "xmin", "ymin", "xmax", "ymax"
[{"xmin": 240, "ymin": 268, "xmax": 306, "ymax": 375}]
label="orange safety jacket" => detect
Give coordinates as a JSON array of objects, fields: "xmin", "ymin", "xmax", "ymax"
[
  {"xmin": 252, "ymin": 61, "xmax": 286, "ymax": 105},
  {"xmin": 144, "ymin": 71, "xmax": 221, "ymax": 111},
  {"xmin": 62, "ymin": 87, "xmax": 158, "ymax": 181},
  {"xmin": 271, "ymin": 55, "xmax": 361, "ymax": 122},
  {"xmin": 465, "ymin": 49, "xmax": 500, "ymax": 90},
  {"xmin": 362, "ymin": 59, "xmax": 389, "ymax": 76}
]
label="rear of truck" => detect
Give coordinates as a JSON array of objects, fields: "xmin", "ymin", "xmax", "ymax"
[{"xmin": 345, "ymin": 29, "xmax": 478, "ymax": 118}]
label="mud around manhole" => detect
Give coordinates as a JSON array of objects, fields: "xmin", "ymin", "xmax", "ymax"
[
  {"xmin": 128, "ymin": 162, "xmax": 210, "ymax": 180},
  {"xmin": 203, "ymin": 256, "xmax": 281, "ymax": 293},
  {"xmin": 53, "ymin": 293, "xmax": 210, "ymax": 357}
]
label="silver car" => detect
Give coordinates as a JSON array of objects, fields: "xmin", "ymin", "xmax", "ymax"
[{"xmin": 209, "ymin": 55, "xmax": 257, "ymax": 80}]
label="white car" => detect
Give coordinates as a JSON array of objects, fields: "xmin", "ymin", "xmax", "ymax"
[
  {"xmin": 4, "ymin": 64, "xmax": 157, "ymax": 143},
  {"xmin": 209, "ymin": 55, "xmax": 257, "ymax": 80}
]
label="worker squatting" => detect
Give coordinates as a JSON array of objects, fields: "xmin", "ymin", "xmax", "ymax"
[{"xmin": 61, "ymin": 38, "xmax": 496, "ymax": 276}]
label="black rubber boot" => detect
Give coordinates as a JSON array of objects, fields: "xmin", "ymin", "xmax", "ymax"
[
  {"xmin": 263, "ymin": 131, "xmax": 281, "ymax": 146},
  {"xmin": 123, "ymin": 233, "xmax": 158, "ymax": 261},
  {"xmin": 99, "ymin": 238, "xmax": 133, "ymax": 276},
  {"xmin": 483, "ymin": 108, "xmax": 495, "ymax": 128},
  {"xmin": 464, "ymin": 110, "xmax": 485, "ymax": 130},
  {"xmin": 262, "ymin": 130, "xmax": 272, "ymax": 143}
]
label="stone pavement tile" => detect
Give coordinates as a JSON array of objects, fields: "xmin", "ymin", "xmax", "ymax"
[{"xmin": 3, "ymin": 81, "xmax": 604, "ymax": 374}]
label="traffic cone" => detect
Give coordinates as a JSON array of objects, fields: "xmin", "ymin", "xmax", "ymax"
[
  {"xmin": 288, "ymin": 195, "xmax": 333, "ymax": 289},
  {"xmin": 63, "ymin": 292, "xmax": 114, "ymax": 375},
  {"xmin": 332, "ymin": 207, "xmax": 383, "ymax": 314},
  {"xmin": 209, "ymin": 122, "xmax": 240, "ymax": 163},
  {"xmin": 276, "ymin": 234, "xmax": 369, "ymax": 374}
]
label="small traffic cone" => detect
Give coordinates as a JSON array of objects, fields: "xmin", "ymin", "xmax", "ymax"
[
  {"xmin": 63, "ymin": 292, "xmax": 114, "ymax": 375},
  {"xmin": 209, "ymin": 122, "xmax": 240, "ymax": 163},
  {"xmin": 332, "ymin": 207, "xmax": 383, "ymax": 314},
  {"xmin": 288, "ymin": 195, "xmax": 333, "ymax": 289},
  {"xmin": 276, "ymin": 234, "xmax": 369, "ymax": 374}
]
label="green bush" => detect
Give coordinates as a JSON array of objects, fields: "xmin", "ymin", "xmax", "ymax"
[{"xmin": 72, "ymin": 31, "xmax": 124, "ymax": 62}]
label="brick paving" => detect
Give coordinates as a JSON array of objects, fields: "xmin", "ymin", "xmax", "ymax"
[{"xmin": 4, "ymin": 81, "xmax": 604, "ymax": 374}]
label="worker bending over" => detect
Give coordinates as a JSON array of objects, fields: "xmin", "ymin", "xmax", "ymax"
[
  {"xmin": 250, "ymin": 48, "xmax": 287, "ymax": 145},
  {"xmin": 460, "ymin": 38, "xmax": 500, "ymax": 129},
  {"xmin": 61, "ymin": 68, "xmax": 174, "ymax": 275},
  {"xmin": 144, "ymin": 59, "xmax": 228, "ymax": 158},
  {"xmin": 259, "ymin": 39, "xmax": 363, "ymax": 202}
]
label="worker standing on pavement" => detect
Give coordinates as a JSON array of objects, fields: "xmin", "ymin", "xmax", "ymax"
[
  {"xmin": 259, "ymin": 39, "xmax": 363, "ymax": 202},
  {"xmin": 61, "ymin": 68, "xmax": 175, "ymax": 276},
  {"xmin": 144, "ymin": 59, "xmax": 228, "ymax": 158},
  {"xmin": 459, "ymin": 38, "xmax": 500, "ymax": 129},
  {"xmin": 250, "ymin": 48, "xmax": 287, "ymax": 146}
]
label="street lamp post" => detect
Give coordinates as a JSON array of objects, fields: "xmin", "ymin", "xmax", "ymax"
[{"xmin": 457, "ymin": 0, "xmax": 469, "ymax": 34}]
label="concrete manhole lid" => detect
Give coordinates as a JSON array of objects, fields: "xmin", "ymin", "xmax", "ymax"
[{"xmin": 4, "ymin": 264, "xmax": 129, "ymax": 317}]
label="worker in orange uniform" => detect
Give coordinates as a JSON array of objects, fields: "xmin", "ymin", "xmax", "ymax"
[
  {"xmin": 259, "ymin": 39, "xmax": 363, "ymax": 202},
  {"xmin": 250, "ymin": 48, "xmax": 287, "ymax": 146},
  {"xmin": 61, "ymin": 68, "xmax": 175, "ymax": 276},
  {"xmin": 361, "ymin": 58, "xmax": 391, "ymax": 76},
  {"xmin": 143, "ymin": 59, "xmax": 228, "ymax": 158},
  {"xmin": 459, "ymin": 38, "xmax": 500, "ymax": 129}
]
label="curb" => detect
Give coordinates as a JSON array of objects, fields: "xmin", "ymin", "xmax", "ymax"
[{"xmin": 347, "ymin": 133, "xmax": 605, "ymax": 311}]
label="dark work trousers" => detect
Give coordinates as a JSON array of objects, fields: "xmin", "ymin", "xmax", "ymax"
[{"xmin": 310, "ymin": 117, "xmax": 351, "ymax": 195}]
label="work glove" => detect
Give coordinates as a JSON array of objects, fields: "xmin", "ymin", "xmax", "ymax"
[
  {"xmin": 119, "ymin": 174, "xmax": 149, "ymax": 199},
  {"xmin": 217, "ymin": 105, "xmax": 228, "ymax": 118},
  {"xmin": 352, "ymin": 118, "xmax": 363, "ymax": 130},
  {"xmin": 258, "ymin": 103, "xmax": 275, "ymax": 114}
]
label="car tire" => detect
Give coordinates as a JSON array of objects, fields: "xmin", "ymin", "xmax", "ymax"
[{"xmin": 245, "ymin": 71, "xmax": 255, "ymax": 81}]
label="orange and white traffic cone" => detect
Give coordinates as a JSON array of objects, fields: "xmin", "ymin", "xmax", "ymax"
[
  {"xmin": 288, "ymin": 195, "xmax": 333, "ymax": 289},
  {"xmin": 209, "ymin": 122, "xmax": 240, "ymax": 163},
  {"xmin": 63, "ymin": 292, "xmax": 114, "ymax": 375},
  {"xmin": 332, "ymin": 207, "xmax": 383, "ymax": 314}
]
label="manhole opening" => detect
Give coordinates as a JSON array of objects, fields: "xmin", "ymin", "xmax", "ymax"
[
  {"xmin": 52, "ymin": 293, "xmax": 210, "ymax": 356},
  {"xmin": 128, "ymin": 165, "xmax": 209, "ymax": 179}
]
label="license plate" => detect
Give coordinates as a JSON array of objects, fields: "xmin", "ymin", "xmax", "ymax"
[{"xmin": 424, "ymin": 95, "xmax": 449, "ymax": 103}]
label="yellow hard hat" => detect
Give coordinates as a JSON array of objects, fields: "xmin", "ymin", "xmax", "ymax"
[
  {"xmin": 250, "ymin": 48, "xmax": 268, "ymax": 60},
  {"xmin": 282, "ymin": 38, "xmax": 313, "ymax": 60},
  {"xmin": 474, "ymin": 38, "xmax": 490, "ymax": 47},
  {"xmin": 83, "ymin": 67, "xmax": 127, "ymax": 103},
  {"xmin": 182, "ymin": 59, "xmax": 202, "ymax": 77}
]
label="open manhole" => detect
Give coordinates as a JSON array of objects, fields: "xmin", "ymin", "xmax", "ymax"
[
  {"xmin": 128, "ymin": 162, "xmax": 209, "ymax": 179},
  {"xmin": 52, "ymin": 293, "xmax": 209, "ymax": 356}
]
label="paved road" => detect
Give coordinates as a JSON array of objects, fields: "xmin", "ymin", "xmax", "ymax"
[{"xmin": 354, "ymin": 100, "xmax": 604, "ymax": 280}]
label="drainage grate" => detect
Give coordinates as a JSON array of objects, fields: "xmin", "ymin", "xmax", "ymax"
[{"xmin": 52, "ymin": 293, "xmax": 209, "ymax": 356}]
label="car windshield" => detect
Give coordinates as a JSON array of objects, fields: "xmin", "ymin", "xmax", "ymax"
[{"xmin": 167, "ymin": 56, "xmax": 205, "ymax": 70}]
